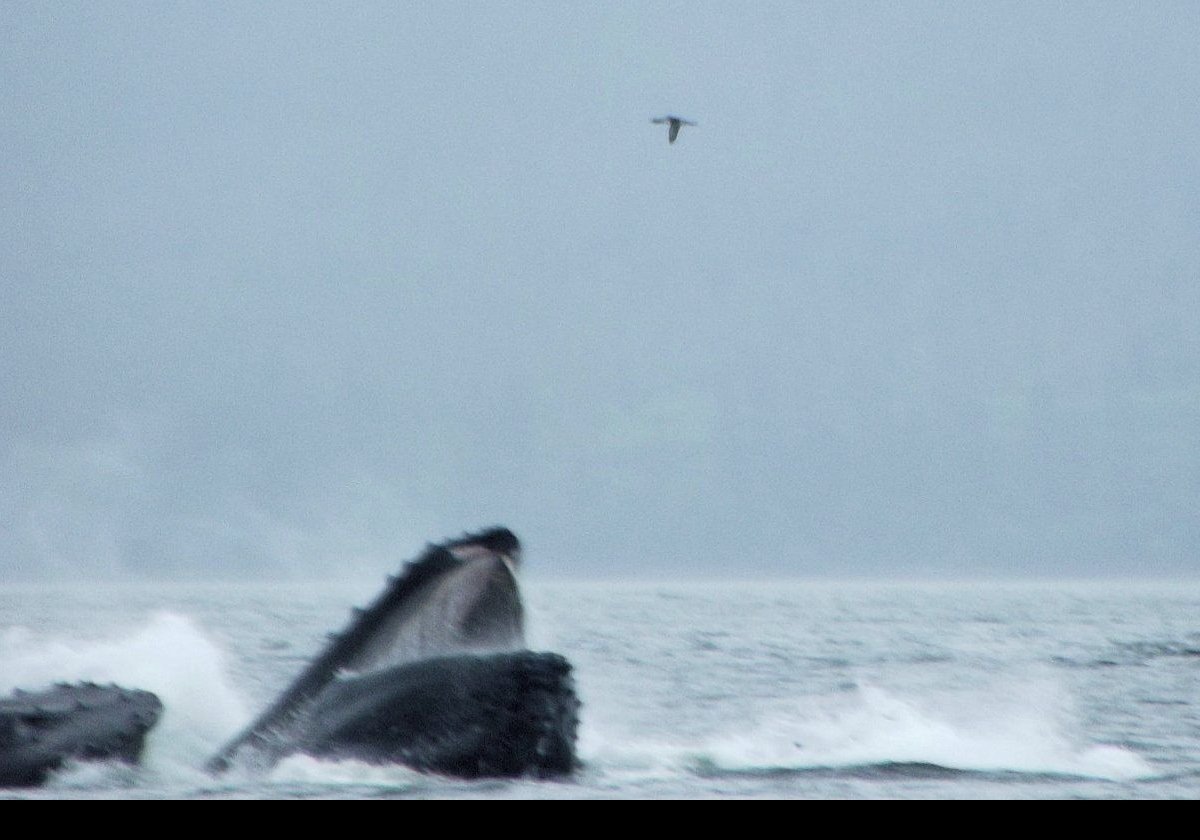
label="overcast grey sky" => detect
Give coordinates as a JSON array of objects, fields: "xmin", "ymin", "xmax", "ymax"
[{"xmin": 2, "ymin": 2, "xmax": 1198, "ymax": 580}]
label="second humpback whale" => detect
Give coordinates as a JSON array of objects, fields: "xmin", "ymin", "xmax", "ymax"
[{"xmin": 0, "ymin": 684, "xmax": 162, "ymax": 787}]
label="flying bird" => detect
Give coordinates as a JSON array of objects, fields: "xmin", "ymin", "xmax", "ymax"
[{"xmin": 652, "ymin": 115, "xmax": 697, "ymax": 144}]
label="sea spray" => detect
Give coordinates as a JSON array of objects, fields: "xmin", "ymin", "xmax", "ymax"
[
  {"xmin": 0, "ymin": 611, "xmax": 248, "ymax": 776},
  {"xmin": 703, "ymin": 679, "xmax": 1154, "ymax": 781}
]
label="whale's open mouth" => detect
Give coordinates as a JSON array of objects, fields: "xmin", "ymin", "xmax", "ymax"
[{"xmin": 206, "ymin": 527, "xmax": 578, "ymax": 777}]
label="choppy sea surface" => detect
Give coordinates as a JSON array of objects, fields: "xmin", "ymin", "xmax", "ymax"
[{"xmin": 1, "ymin": 578, "xmax": 1197, "ymax": 799}]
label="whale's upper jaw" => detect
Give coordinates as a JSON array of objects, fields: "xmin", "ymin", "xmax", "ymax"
[
  {"xmin": 323, "ymin": 529, "xmax": 527, "ymax": 677},
  {"xmin": 446, "ymin": 526, "xmax": 521, "ymax": 567}
]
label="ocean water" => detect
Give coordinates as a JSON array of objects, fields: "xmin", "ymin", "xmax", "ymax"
[{"xmin": 1, "ymin": 578, "xmax": 1197, "ymax": 799}]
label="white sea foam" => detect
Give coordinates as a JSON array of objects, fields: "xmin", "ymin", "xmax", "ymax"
[
  {"xmin": 704, "ymin": 680, "xmax": 1154, "ymax": 781},
  {"xmin": 0, "ymin": 611, "xmax": 248, "ymax": 778},
  {"xmin": 268, "ymin": 754, "xmax": 425, "ymax": 789}
]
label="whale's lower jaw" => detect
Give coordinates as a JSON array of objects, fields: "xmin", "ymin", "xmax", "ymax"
[{"xmin": 296, "ymin": 651, "xmax": 579, "ymax": 778}]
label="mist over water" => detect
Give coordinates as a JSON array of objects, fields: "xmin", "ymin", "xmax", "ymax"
[
  {"xmin": 3, "ymin": 4, "xmax": 1199, "ymax": 580},
  {"xmin": 2, "ymin": 579, "xmax": 1192, "ymax": 798}
]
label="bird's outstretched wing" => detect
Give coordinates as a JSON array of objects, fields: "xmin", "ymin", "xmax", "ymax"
[{"xmin": 652, "ymin": 115, "xmax": 696, "ymax": 144}]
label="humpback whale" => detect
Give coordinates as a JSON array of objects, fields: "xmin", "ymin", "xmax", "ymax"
[
  {"xmin": 0, "ymin": 683, "xmax": 162, "ymax": 788},
  {"xmin": 0, "ymin": 528, "xmax": 579, "ymax": 786},
  {"xmin": 207, "ymin": 527, "xmax": 579, "ymax": 777}
]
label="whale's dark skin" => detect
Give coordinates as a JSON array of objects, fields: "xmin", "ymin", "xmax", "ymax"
[
  {"xmin": 208, "ymin": 527, "xmax": 579, "ymax": 777},
  {"xmin": 0, "ymin": 683, "xmax": 162, "ymax": 788},
  {"xmin": 297, "ymin": 651, "xmax": 577, "ymax": 777}
]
